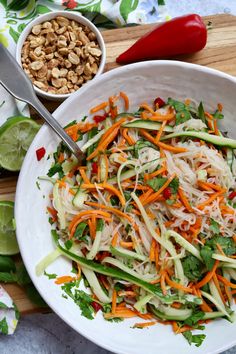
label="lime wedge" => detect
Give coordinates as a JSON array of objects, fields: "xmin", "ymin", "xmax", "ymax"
[
  {"xmin": 0, "ymin": 116, "xmax": 40, "ymax": 171},
  {"xmin": 0, "ymin": 201, "xmax": 19, "ymax": 255}
]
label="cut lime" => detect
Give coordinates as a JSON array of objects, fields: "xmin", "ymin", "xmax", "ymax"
[
  {"xmin": 0, "ymin": 116, "xmax": 40, "ymax": 171},
  {"xmin": 0, "ymin": 201, "xmax": 19, "ymax": 255}
]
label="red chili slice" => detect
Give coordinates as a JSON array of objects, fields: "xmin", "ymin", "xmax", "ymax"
[
  {"xmin": 228, "ymin": 191, "xmax": 236, "ymax": 200},
  {"xmin": 36, "ymin": 147, "xmax": 46, "ymax": 161},
  {"xmin": 93, "ymin": 115, "xmax": 107, "ymax": 123},
  {"xmin": 91, "ymin": 301, "xmax": 102, "ymax": 312},
  {"xmin": 92, "ymin": 162, "xmax": 98, "ymax": 174},
  {"xmin": 163, "ymin": 187, "xmax": 172, "ymax": 200},
  {"xmin": 154, "ymin": 97, "xmax": 165, "ymax": 108}
]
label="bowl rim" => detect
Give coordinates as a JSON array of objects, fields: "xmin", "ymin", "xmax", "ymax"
[
  {"xmin": 16, "ymin": 10, "xmax": 106, "ymax": 101},
  {"xmin": 15, "ymin": 60, "xmax": 236, "ymax": 354}
]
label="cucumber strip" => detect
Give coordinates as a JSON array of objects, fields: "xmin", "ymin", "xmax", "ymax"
[
  {"xmin": 134, "ymin": 294, "xmax": 153, "ymax": 312},
  {"xmin": 161, "ymin": 131, "xmax": 236, "ymax": 148},
  {"xmin": 81, "ymin": 128, "xmax": 106, "ymax": 152},
  {"xmin": 117, "ymin": 160, "xmax": 137, "ymax": 200},
  {"xmin": 62, "ymin": 156, "xmax": 78, "ymax": 174},
  {"xmin": 100, "ymin": 155, "xmax": 107, "ymax": 182},
  {"xmin": 131, "ymin": 192, "xmax": 185, "ymax": 285},
  {"xmin": 110, "ymin": 246, "xmax": 147, "ymax": 262},
  {"xmin": 203, "ymin": 311, "xmax": 225, "ymax": 320},
  {"xmin": 201, "ymin": 290, "xmax": 232, "ymax": 321},
  {"xmin": 149, "ymin": 304, "xmax": 192, "ymax": 321},
  {"xmin": 108, "ymin": 159, "xmax": 161, "ymax": 184},
  {"xmin": 38, "ymin": 176, "xmax": 56, "ymax": 184},
  {"xmin": 87, "ymin": 230, "xmax": 102, "ymax": 260},
  {"xmin": 53, "ymin": 183, "xmax": 66, "ymax": 229},
  {"xmin": 212, "ymin": 253, "xmax": 236, "ymax": 265},
  {"xmin": 102, "ymin": 257, "xmax": 156, "ymax": 282},
  {"xmin": 123, "ymin": 119, "xmax": 173, "ymax": 132},
  {"xmin": 221, "ymin": 262, "xmax": 236, "ymax": 269},
  {"xmin": 52, "ymin": 236, "xmax": 177, "ymax": 303},
  {"xmin": 225, "ymin": 268, "xmax": 236, "ymax": 281},
  {"xmin": 81, "ymin": 267, "xmax": 111, "ymax": 303},
  {"xmin": 209, "ymin": 279, "xmax": 225, "ymax": 309},
  {"xmin": 223, "ymin": 269, "xmax": 233, "ymax": 306},
  {"xmin": 72, "ymin": 188, "xmax": 87, "ymax": 208},
  {"xmin": 165, "ymin": 230, "xmax": 202, "ymax": 261},
  {"xmin": 227, "ymin": 149, "xmax": 234, "ymax": 171},
  {"xmin": 35, "ymin": 249, "xmax": 61, "ymax": 276}
]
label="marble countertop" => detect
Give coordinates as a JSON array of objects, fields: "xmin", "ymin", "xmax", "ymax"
[{"xmin": 1, "ymin": 1, "xmax": 236, "ymax": 353}]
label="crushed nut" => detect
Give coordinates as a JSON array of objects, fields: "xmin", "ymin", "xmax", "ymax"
[{"xmin": 21, "ymin": 16, "xmax": 102, "ymax": 94}]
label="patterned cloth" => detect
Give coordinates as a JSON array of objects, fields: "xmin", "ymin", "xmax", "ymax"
[{"xmin": 0, "ymin": 0, "xmax": 167, "ymax": 335}]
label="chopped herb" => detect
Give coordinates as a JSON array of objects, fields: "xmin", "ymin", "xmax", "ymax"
[
  {"xmin": 184, "ymin": 311, "xmax": 205, "ymax": 326},
  {"xmin": 169, "ymin": 177, "xmax": 179, "ymax": 194},
  {"xmin": 48, "ymin": 217, "xmax": 54, "ymax": 225},
  {"xmin": 81, "ymin": 115, "xmax": 88, "ymax": 122},
  {"xmin": 65, "ymin": 239, "xmax": 73, "ymax": 250},
  {"xmin": 200, "ymin": 246, "xmax": 214, "ymax": 271},
  {"xmin": 213, "ymin": 110, "xmax": 224, "ymax": 120},
  {"xmin": 62, "ymin": 294, "xmax": 68, "ymax": 299},
  {"xmin": 74, "ymin": 222, "xmax": 88, "ymax": 242},
  {"xmin": 182, "ymin": 255, "xmax": 203, "ymax": 281},
  {"xmin": 47, "ymin": 162, "xmax": 64, "ymax": 178},
  {"xmin": 182, "ymin": 331, "xmax": 206, "ymax": 347},
  {"xmin": 147, "ymin": 176, "xmax": 166, "ymax": 191},
  {"xmin": 176, "ymin": 110, "xmax": 191, "ymax": 125},
  {"xmin": 36, "ymin": 181, "xmax": 41, "ymax": 190},
  {"xmin": 110, "ymin": 196, "xmax": 119, "ymax": 206},
  {"xmin": 106, "ymin": 317, "xmax": 124, "ymax": 323},
  {"xmin": 44, "ymin": 270, "xmax": 57, "ymax": 280},
  {"xmin": 63, "ymin": 120, "xmax": 77, "ymax": 129},
  {"xmin": 206, "ymin": 236, "xmax": 236, "ymax": 256},
  {"xmin": 209, "ymin": 219, "xmax": 220, "ymax": 234},
  {"xmin": 197, "ymin": 102, "xmax": 206, "ymax": 123}
]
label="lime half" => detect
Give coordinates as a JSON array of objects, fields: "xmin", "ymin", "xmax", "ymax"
[
  {"xmin": 0, "ymin": 201, "xmax": 19, "ymax": 255},
  {"xmin": 0, "ymin": 116, "xmax": 40, "ymax": 171}
]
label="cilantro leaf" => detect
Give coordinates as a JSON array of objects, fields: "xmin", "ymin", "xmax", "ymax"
[
  {"xmin": 184, "ymin": 311, "xmax": 205, "ymax": 326},
  {"xmin": 209, "ymin": 219, "xmax": 220, "ymax": 234},
  {"xmin": 169, "ymin": 177, "xmax": 179, "ymax": 194},
  {"xmin": 167, "ymin": 98, "xmax": 186, "ymax": 112},
  {"xmin": 47, "ymin": 162, "xmax": 64, "ymax": 178},
  {"xmin": 74, "ymin": 222, "xmax": 88, "ymax": 243},
  {"xmin": 200, "ymin": 246, "xmax": 215, "ymax": 271},
  {"xmin": 197, "ymin": 102, "xmax": 206, "ymax": 123},
  {"xmin": 176, "ymin": 110, "xmax": 191, "ymax": 125},
  {"xmin": 182, "ymin": 255, "xmax": 203, "ymax": 281},
  {"xmin": 44, "ymin": 270, "xmax": 57, "ymax": 280},
  {"xmin": 65, "ymin": 239, "xmax": 73, "ymax": 250},
  {"xmin": 183, "ymin": 331, "xmax": 206, "ymax": 347},
  {"xmin": 206, "ymin": 236, "xmax": 236, "ymax": 256},
  {"xmin": 213, "ymin": 110, "xmax": 224, "ymax": 120},
  {"xmin": 0, "ymin": 317, "xmax": 8, "ymax": 335},
  {"xmin": 147, "ymin": 176, "xmax": 166, "ymax": 191}
]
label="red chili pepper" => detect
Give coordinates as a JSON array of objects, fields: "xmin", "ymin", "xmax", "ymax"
[
  {"xmin": 154, "ymin": 97, "xmax": 165, "ymax": 108},
  {"xmin": 93, "ymin": 115, "xmax": 107, "ymax": 123},
  {"xmin": 116, "ymin": 14, "xmax": 207, "ymax": 64},
  {"xmin": 163, "ymin": 187, "xmax": 172, "ymax": 200},
  {"xmin": 92, "ymin": 162, "xmax": 98, "ymax": 174},
  {"xmin": 229, "ymin": 191, "xmax": 236, "ymax": 200},
  {"xmin": 36, "ymin": 147, "xmax": 46, "ymax": 161},
  {"xmin": 91, "ymin": 301, "xmax": 102, "ymax": 313}
]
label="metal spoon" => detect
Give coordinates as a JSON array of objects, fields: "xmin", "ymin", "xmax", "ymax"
[{"xmin": 0, "ymin": 44, "xmax": 85, "ymax": 164}]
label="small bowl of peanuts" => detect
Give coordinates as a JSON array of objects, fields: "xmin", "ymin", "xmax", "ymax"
[{"xmin": 16, "ymin": 11, "xmax": 106, "ymax": 100}]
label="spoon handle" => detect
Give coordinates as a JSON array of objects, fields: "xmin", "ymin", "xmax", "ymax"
[{"xmin": 0, "ymin": 44, "xmax": 85, "ymax": 163}]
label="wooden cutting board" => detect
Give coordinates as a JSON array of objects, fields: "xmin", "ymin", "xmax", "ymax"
[{"xmin": 1, "ymin": 14, "xmax": 236, "ymax": 314}]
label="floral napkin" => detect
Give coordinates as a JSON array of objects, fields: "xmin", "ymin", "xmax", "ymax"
[{"xmin": 0, "ymin": 0, "xmax": 168, "ymax": 335}]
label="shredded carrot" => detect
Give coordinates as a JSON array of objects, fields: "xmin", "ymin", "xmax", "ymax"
[
  {"xmin": 140, "ymin": 103, "xmax": 155, "ymax": 114},
  {"xmin": 47, "ymin": 206, "xmax": 57, "ymax": 218},
  {"xmin": 178, "ymin": 187, "xmax": 193, "ymax": 212},
  {"xmin": 122, "ymin": 128, "xmax": 135, "ymax": 145},
  {"xmin": 144, "ymin": 166, "xmax": 167, "ymax": 181},
  {"xmin": 111, "ymin": 232, "xmax": 119, "ymax": 247},
  {"xmin": 82, "ymin": 183, "xmax": 126, "ymax": 206},
  {"xmin": 205, "ymin": 112, "xmax": 213, "ymax": 120},
  {"xmin": 195, "ymin": 260, "xmax": 219, "ymax": 289},
  {"xmin": 55, "ymin": 275, "xmax": 75, "ymax": 284},
  {"xmin": 216, "ymin": 243, "xmax": 226, "ymax": 256},
  {"xmin": 149, "ymin": 239, "xmax": 156, "ymax": 262},
  {"xmin": 173, "ymin": 323, "xmax": 193, "ymax": 334},
  {"xmin": 217, "ymin": 274, "xmax": 236, "ymax": 289},
  {"xmin": 85, "ymin": 202, "xmax": 134, "ymax": 223},
  {"xmin": 90, "ymin": 101, "xmax": 108, "ymax": 113},
  {"xmin": 213, "ymin": 119, "xmax": 220, "ymax": 136},
  {"xmin": 111, "ymin": 289, "xmax": 117, "ymax": 314},
  {"xmin": 143, "ymin": 173, "xmax": 176, "ymax": 206},
  {"xmin": 120, "ymin": 91, "xmax": 129, "ymax": 111},
  {"xmin": 150, "ymin": 111, "xmax": 175, "ymax": 122},
  {"xmin": 171, "ymin": 302, "xmax": 182, "ymax": 309},
  {"xmin": 140, "ymin": 129, "xmax": 187, "ymax": 153},
  {"xmin": 165, "ymin": 272, "xmax": 193, "ymax": 293},
  {"xmin": 133, "ymin": 321, "xmax": 157, "ymax": 328},
  {"xmin": 155, "ymin": 120, "xmax": 167, "ymax": 143},
  {"xmin": 78, "ymin": 167, "xmax": 90, "ymax": 184},
  {"xmin": 160, "ymin": 271, "xmax": 167, "ymax": 295},
  {"xmin": 104, "ymin": 309, "xmax": 137, "ymax": 319},
  {"xmin": 197, "ymin": 191, "xmax": 226, "ymax": 210},
  {"xmin": 120, "ymin": 241, "xmax": 133, "ymax": 249}
]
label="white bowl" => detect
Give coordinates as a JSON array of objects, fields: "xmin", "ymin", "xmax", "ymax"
[
  {"xmin": 16, "ymin": 11, "xmax": 106, "ymax": 101},
  {"xmin": 15, "ymin": 61, "xmax": 236, "ymax": 354}
]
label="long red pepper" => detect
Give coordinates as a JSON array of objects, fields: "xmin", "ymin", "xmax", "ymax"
[{"xmin": 116, "ymin": 14, "xmax": 207, "ymax": 64}]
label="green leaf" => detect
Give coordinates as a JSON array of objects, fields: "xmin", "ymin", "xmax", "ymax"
[
  {"xmin": 47, "ymin": 162, "xmax": 64, "ymax": 177},
  {"xmin": 167, "ymin": 98, "xmax": 187, "ymax": 112},
  {"xmin": 147, "ymin": 176, "xmax": 167, "ymax": 191},
  {"xmin": 44, "ymin": 270, "xmax": 57, "ymax": 280},
  {"xmin": 0, "ymin": 301, "xmax": 8, "ymax": 309},
  {"xmin": 200, "ymin": 246, "xmax": 214, "ymax": 271},
  {"xmin": 206, "ymin": 236, "xmax": 236, "ymax": 256},
  {"xmin": 169, "ymin": 177, "xmax": 179, "ymax": 194},
  {"xmin": 0, "ymin": 317, "xmax": 8, "ymax": 335},
  {"xmin": 96, "ymin": 219, "xmax": 104, "ymax": 232},
  {"xmin": 182, "ymin": 331, "xmax": 206, "ymax": 347},
  {"xmin": 16, "ymin": 264, "xmax": 31, "ymax": 286},
  {"xmin": 176, "ymin": 110, "xmax": 191, "ymax": 125},
  {"xmin": 120, "ymin": 0, "xmax": 139, "ymax": 22},
  {"xmin": 74, "ymin": 222, "xmax": 87, "ymax": 241},
  {"xmin": 197, "ymin": 102, "xmax": 206, "ymax": 123},
  {"xmin": 182, "ymin": 255, "xmax": 203, "ymax": 281},
  {"xmin": 213, "ymin": 110, "xmax": 224, "ymax": 120},
  {"xmin": 209, "ymin": 219, "xmax": 220, "ymax": 234},
  {"xmin": 26, "ymin": 285, "xmax": 48, "ymax": 307},
  {"xmin": 0, "ymin": 255, "xmax": 16, "ymax": 272},
  {"xmin": 9, "ymin": 27, "xmax": 20, "ymax": 44},
  {"xmin": 65, "ymin": 239, "xmax": 73, "ymax": 250},
  {"xmin": 184, "ymin": 311, "xmax": 205, "ymax": 326}
]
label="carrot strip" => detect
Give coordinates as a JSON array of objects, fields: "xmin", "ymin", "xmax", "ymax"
[
  {"xmin": 111, "ymin": 232, "xmax": 119, "ymax": 247},
  {"xmin": 198, "ymin": 181, "xmax": 223, "ymax": 192},
  {"xmin": 90, "ymin": 101, "xmax": 108, "ymax": 113},
  {"xmin": 82, "ymin": 183, "xmax": 126, "ymax": 206},
  {"xmin": 133, "ymin": 321, "xmax": 157, "ymax": 328},
  {"xmin": 165, "ymin": 273, "xmax": 193, "ymax": 293},
  {"xmin": 149, "ymin": 239, "xmax": 156, "ymax": 262},
  {"xmin": 55, "ymin": 276, "xmax": 75, "ymax": 284},
  {"xmin": 172, "ymin": 302, "xmax": 182, "ymax": 309},
  {"xmin": 85, "ymin": 202, "xmax": 134, "ymax": 223},
  {"xmin": 160, "ymin": 271, "xmax": 167, "ymax": 295},
  {"xmin": 78, "ymin": 167, "xmax": 90, "ymax": 184},
  {"xmin": 143, "ymin": 173, "xmax": 176, "ymax": 206},
  {"xmin": 140, "ymin": 129, "xmax": 187, "ymax": 153},
  {"xmin": 178, "ymin": 188, "xmax": 193, "ymax": 212},
  {"xmin": 213, "ymin": 119, "xmax": 220, "ymax": 136},
  {"xmin": 120, "ymin": 241, "xmax": 133, "ymax": 249},
  {"xmin": 195, "ymin": 260, "xmax": 219, "ymax": 289},
  {"xmin": 197, "ymin": 191, "xmax": 226, "ymax": 210},
  {"xmin": 144, "ymin": 166, "xmax": 167, "ymax": 181},
  {"xmin": 47, "ymin": 206, "xmax": 57, "ymax": 218},
  {"xmin": 217, "ymin": 274, "xmax": 236, "ymax": 289},
  {"xmin": 150, "ymin": 111, "xmax": 175, "ymax": 122},
  {"xmin": 112, "ymin": 289, "xmax": 117, "ymax": 314},
  {"xmin": 120, "ymin": 91, "xmax": 129, "ymax": 111},
  {"xmin": 122, "ymin": 128, "xmax": 135, "ymax": 145},
  {"xmin": 140, "ymin": 103, "xmax": 155, "ymax": 114},
  {"xmin": 155, "ymin": 120, "xmax": 167, "ymax": 143}
]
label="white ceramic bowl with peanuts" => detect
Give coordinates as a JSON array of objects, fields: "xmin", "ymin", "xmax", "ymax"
[{"xmin": 16, "ymin": 11, "xmax": 106, "ymax": 101}]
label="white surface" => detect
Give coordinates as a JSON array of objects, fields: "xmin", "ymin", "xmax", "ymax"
[
  {"xmin": 15, "ymin": 61, "xmax": 236, "ymax": 354},
  {"xmin": 16, "ymin": 11, "xmax": 106, "ymax": 101}
]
